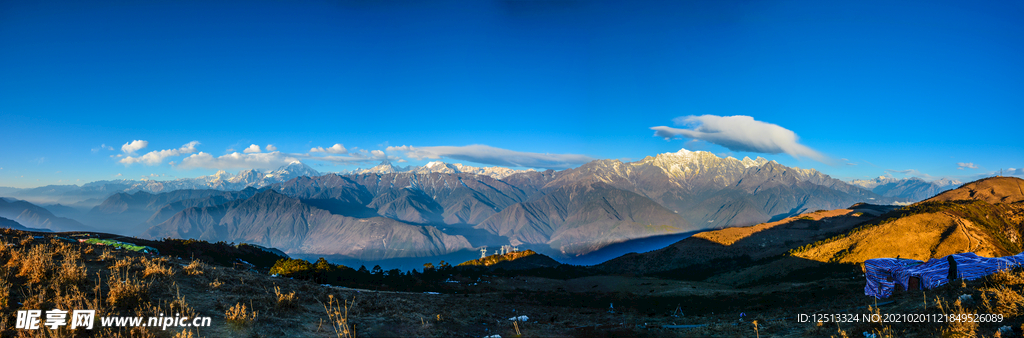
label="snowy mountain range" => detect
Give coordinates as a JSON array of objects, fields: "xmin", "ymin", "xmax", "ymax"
[
  {"xmin": 0, "ymin": 148, "xmax": 971, "ymax": 262},
  {"xmin": 348, "ymin": 160, "xmax": 534, "ymax": 179},
  {"xmin": 849, "ymin": 176, "xmax": 963, "ymax": 202},
  {"xmin": 1, "ymin": 149, "xmax": 963, "ymax": 211}
]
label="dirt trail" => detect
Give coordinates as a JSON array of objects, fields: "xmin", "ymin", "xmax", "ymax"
[{"xmin": 952, "ymin": 214, "xmax": 979, "ymax": 253}]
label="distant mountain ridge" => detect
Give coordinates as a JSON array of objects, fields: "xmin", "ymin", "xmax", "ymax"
[
  {"xmin": 143, "ymin": 189, "xmax": 473, "ymax": 259},
  {"xmin": 349, "ymin": 160, "xmax": 535, "ymax": 179},
  {"xmin": 850, "ymin": 176, "xmax": 962, "ymax": 203},
  {"xmin": 3, "ymin": 148, "xmax": 921, "ymax": 264},
  {"xmin": 129, "ymin": 149, "xmax": 897, "ymax": 261},
  {"xmin": 546, "ymin": 149, "xmax": 891, "ymax": 227},
  {"xmin": 0, "ymin": 198, "xmax": 91, "ymax": 231}
]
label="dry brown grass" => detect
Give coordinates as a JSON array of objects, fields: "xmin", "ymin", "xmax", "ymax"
[
  {"xmin": 58, "ymin": 257, "xmax": 88, "ymax": 286},
  {"xmin": 0, "ymin": 278, "xmax": 10, "ymax": 310},
  {"xmin": 169, "ymin": 286, "xmax": 198, "ymax": 319},
  {"xmin": 323, "ymin": 294, "xmax": 355, "ymax": 338},
  {"xmin": 274, "ymin": 285, "xmax": 297, "ymax": 310},
  {"xmin": 12, "ymin": 244, "xmax": 55, "ymax": 286},
  {"xmin": 141, "ymin": 256, "xmax": 174, "ymax": 279},
  {"xmin": 938, "ymin": 297, "xmax": 978, "ymax": 337},
  {"xmin": 99, "ymin": 248, "xmax": 116, "ymax": 261},
  {"xmin": 988, "ymin": 269, "xmax": 1024, "ymax": 287},
  {"xmin": 225, "ymin": 301, "xmax": 258, "ymax": 330},
  {"xmin": 110, "ymin": 256, "xmax": 136, "ymax": 271},
  {"xmin": 980, "ymin": 285, "xmax": 1024, "ymax": 317},
  {"xmin": 183, "ymin": 259, "xmax": 206, "ymax": 276},
  {"xmin": 107, "ymin": 269, "xmax": 149, "ymax": 311},
  {"xmin": 172, "ymin": 329, "xmax": 198, "ymax": 338}
]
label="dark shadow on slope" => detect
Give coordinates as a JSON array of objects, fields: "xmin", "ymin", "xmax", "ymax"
[
  {"xmin": 558, "ymin": 231, "xmax": 701, "ymax": 266},
  {"xmin": 300, "ymin": 198, "xmax": 379, "ymax": 218},
  {"xmin": 436, "ymin": 223, "xmax": 511, "ymax": 247},
  {"xmin": 598, "ymin": 206, "xmax": 895, "ymax": 276},
  {"xmin": 294, "ymin": 249, "xmax": 484, "ymax": 272},
  {"xmin": 766, "ymin": 204, "xmax": 808, "ymax": 222}
]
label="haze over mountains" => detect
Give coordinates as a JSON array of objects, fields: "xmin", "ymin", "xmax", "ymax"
[
  {"xmin": 0, "ymin": 149, "xmax": 967, "ymax": 265},
  {"xmin": 849, "ymin": 176, "xmax": 963, "ymax": 203}
]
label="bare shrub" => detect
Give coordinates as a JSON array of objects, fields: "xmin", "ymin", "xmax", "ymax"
[{"xmin": 209, "ymin": 278, "xmax": 223, "ymax": 289}]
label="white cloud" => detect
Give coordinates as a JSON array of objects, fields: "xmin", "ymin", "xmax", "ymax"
[
  {"xmin": 121, "ymin": 140, "xmax": 149, "ymax": 155},
  {"xmin": 651, "ymin": 115, "xmax": 826, "ymax": 162},
  {"xmin": 885, "ymin": 169, "xmax": 937, "ymax": 180},
  {"xmin": 243, "ymin": 144, "xmax": 262, "ymax": 153},
  {"xmin": 178, "ymin": 151, "xmax": 300, "ymax": 170},
  {"xmin": 387, "ymin": 144, "xmax": 594, "ymax": 169},
  {"xmin": 92, "ymin": 144, "xmax": 114, "ymax": 153},
  {"xmin": 115, "ymin": 173, "xmax": 122, "ymax": 177},
  {"xmin": 266, "ymin": 144, "xmax": 277, "ymax": 152},
  {"xmin": 303, "ymin": 146, "xmax": 388, "ymax": 164},
  {"xmin": 957, "ymin": 162, "xmax": 978, "ymax": 170},
  {"xmin": 119, "ymin": 141, "xmax": 200, "ymax": 166},
  {"xmin": 310, "ymin": 144, "xmax": 348, "ymax": 154}
]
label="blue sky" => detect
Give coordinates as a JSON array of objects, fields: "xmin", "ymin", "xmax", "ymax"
[{"xmin": 1, "ymin": 0, "xmax": 1022, "ymax": 188}]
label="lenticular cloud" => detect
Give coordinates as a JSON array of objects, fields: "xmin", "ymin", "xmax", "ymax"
[{"xmin": 651, "ymin": 115, "xmax": 825, "ymax": 162}]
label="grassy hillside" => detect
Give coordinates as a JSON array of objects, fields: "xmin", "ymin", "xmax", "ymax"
[
  {"xmin": 791, "ymin": 200, "xmax": 1024, "ymax": 264},
  {"xmin": 925, "ymin": 176, "xmax": 1024, "ymax": 204},
  {"xmin": 458, "ymin": 250, "xmax": 539, "ymax": 267},
  {"xmin": 597, "ymin": 204, "xmax": 896, "ymax": 276}
]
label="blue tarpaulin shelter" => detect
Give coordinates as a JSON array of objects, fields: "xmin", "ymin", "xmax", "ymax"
[{"xmin": 864, "ymin": 252, "xmax": 1024, "ymax": 299}]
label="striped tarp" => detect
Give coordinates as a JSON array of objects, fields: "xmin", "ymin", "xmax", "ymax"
[{"xmin": 864, "ymin": 252, "xmax": 1024, "ymax": 299}]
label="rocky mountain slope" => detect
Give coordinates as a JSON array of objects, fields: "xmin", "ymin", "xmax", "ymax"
[
  {"xmin": 544, "ymin": 149, "xmax": 891, "ymax": 227},
  {"xmin": 81, "ymin": 188, "xmax": 260, "ymax": 235},
  {"xmin": 0, "ymin": 198, "xmax": 91, "ymax": 231},
  {"xmin": 143, "ymin": 190, "xmax": 472, "ymax": 259},
  {"xmin": 0, "ymin": 216, "xmax": 31, "ymax": 230},
  {"xmin": 475, "ymin": 181, "xmax": 694, "ymax": 255}
]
